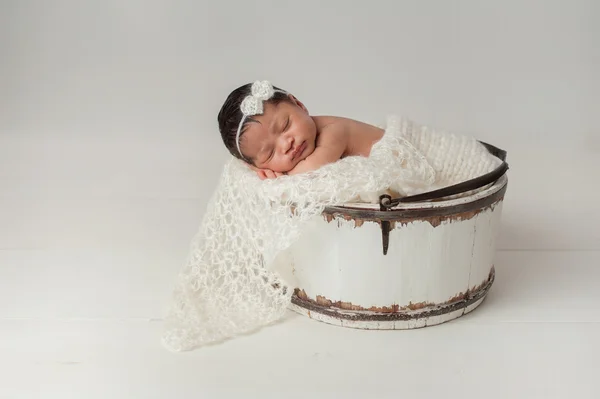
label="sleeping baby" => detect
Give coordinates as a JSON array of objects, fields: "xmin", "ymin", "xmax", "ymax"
[{"xmin": 217, "ymin": 80, "xmax": 385, "ymax": 180}]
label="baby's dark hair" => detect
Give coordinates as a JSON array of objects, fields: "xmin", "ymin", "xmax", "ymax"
[{"xmin": 217, "ymin": 83, "xmax": 291, "ymax": 162}]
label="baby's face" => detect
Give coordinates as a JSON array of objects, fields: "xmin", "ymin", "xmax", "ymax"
[{"xmin": 240, "ymin": 96, "xmax": 317, "ymax": 173}]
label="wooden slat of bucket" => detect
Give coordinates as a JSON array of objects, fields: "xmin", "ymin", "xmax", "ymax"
[{"xmin": 288, "ymin": 177, "xmax": 506, "ymax": 330}]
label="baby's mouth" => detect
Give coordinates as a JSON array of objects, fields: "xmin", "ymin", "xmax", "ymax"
[{"xmin": 291, "ymin": 141, "xmax": 306, "ymax": 160}]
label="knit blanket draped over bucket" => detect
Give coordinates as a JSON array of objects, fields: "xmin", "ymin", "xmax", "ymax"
[{"xmin": 162, "ymin": 115, "xmax": 501, "ymax": 351}]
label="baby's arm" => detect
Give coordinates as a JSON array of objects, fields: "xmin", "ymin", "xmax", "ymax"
[{"xmin": 287, "ymin": 125, "xmax": 348, "ymax": 176}]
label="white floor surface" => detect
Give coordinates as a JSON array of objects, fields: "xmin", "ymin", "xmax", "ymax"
[{"xmin": 1, "ymin": 250, "xmax": 598, "ymax": 398}]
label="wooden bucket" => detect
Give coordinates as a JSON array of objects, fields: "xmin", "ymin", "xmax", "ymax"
[{"xmin": 287, "ymin": 142, "xmax": 509, "ymax": 329}]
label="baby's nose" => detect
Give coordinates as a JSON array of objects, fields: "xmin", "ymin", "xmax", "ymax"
[{"xmin": 282, "ymin": 135, "xmax": 294, "ymax": 153}]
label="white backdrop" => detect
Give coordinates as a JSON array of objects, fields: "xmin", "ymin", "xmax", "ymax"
[{"xmin": 0, "ymin": 0, "xmax": 598, "ymax": 321}]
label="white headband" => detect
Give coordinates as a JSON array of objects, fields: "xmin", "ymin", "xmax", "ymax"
[{"xmin": 235, "ymin": 80, "xmax": 287, "ymax": 159}]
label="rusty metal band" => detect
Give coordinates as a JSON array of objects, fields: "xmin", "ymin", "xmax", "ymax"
[
  {"xmin": 291, "ymin": 267, "xmax": 495, "ymax": 322},
  {"xmin": 323, "ymin": 181, "xmax": 506, "ymax": 255},
  {"xmin": 323, "ymin": 182, "xmax": 507, "ymax": 222}
]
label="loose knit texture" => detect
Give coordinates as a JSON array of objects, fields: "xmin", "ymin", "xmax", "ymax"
[{"xmin": 162, "ymin": 115, "xmax": 501, "ymax": 351}]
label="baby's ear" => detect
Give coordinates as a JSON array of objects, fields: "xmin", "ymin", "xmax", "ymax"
[{"xmin": 289, "ymin": 95, "xmax": 308, "ymax": 113}]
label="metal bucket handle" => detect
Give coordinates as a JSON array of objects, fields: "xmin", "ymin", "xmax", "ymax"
[
  {"xmin": 379, "ymin": 141, "xmax": 509, "ymax": 210},
  {"xmin": 376, "ymin": 142, "xmax": 508, "ymax": 255}
]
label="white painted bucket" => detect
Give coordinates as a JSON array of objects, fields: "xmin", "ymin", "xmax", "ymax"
[{"xmin": 287, "ymin": 143, "xmax": 508, "ymax": 330}]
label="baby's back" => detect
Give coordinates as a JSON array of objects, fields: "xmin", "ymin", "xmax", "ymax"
[{"xmin": 314, "ymin": 116, "xmax": 385, "ymax": 159}]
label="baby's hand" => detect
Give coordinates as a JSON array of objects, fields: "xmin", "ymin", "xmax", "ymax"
[
  {"xmin": 256, "ymin": 169, "xmax": 284, "ymax": 180},
  {"xmin": 248, "ymin": 165, "xmax": 285, "ymax": 180}
]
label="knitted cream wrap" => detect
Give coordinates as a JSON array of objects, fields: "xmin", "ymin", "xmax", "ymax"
[{"xmin": 162, "ymin": 115, "xmax": 501, "ymax": 351}]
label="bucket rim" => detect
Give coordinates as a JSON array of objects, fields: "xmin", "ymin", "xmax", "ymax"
[{"xmin": 325, "ymin": 174, "xmax": 507, "ymax": 213}]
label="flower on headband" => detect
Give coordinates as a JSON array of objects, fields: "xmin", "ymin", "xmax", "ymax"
[
  {"xmin": 251, "ymin": 80, "xmax": 275, "ymax": 100},
  {"xmin": 240, "ymin": 80, "xmax": 276, "ymax": 116},
  {"xmin": 240, "ymin": 96, "xmax": 263, "ymax": 116}
]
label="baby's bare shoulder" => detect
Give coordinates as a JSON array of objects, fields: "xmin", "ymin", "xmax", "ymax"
[
  {"xmin": 314, "ymin": 117, "xmax": 351, "ymax": 146},
  {"xmin": 314, "ymin": 116, "xmax": 383, "ymax": 157},
  {"xmin": 329, "ymin": 117, "xmax": 384, "ymax": 157}
]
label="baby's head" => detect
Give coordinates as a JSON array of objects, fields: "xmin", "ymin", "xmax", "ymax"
[{"xmin": 217, "ymin": 81, "xmax": 317, "ymax": 173}]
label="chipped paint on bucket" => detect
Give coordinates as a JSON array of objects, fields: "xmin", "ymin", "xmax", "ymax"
[{"xmin": 287, "ymin": 174, "xmax": 507, "ymax": 330}]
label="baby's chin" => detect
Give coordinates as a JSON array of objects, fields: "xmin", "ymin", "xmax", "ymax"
[
  {"xmin": 284, "ymin": 147, "xmax": 315, "ymax": 172},
  {"xmin": 271, "ymin": 144, "xmax": 315, "ymax": 174}
]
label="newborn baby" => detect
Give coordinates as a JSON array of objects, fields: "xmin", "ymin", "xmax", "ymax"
[{"xmin": 218, "ymin": 81, "xmax": 385, "ymax": 179}]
